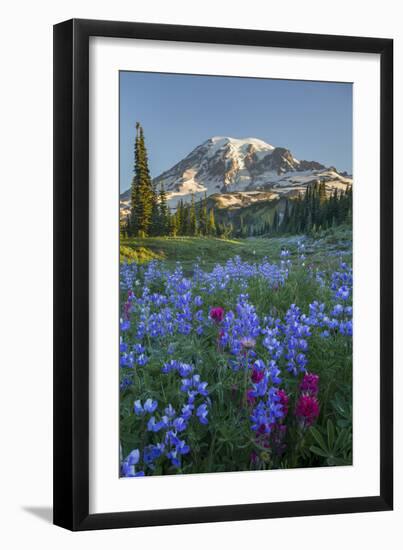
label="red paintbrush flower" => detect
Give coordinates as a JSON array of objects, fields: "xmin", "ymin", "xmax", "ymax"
[
  {"xmin": 277, "ymin": 389, "xmax": 289, "ymax": 417},
  {"xmin": 295, "ymin": 394, "xmax": 320, "ymax": 428},
  {"xmin": 210, "ymin": 307, "xmax": 224, "ymax": 323}
]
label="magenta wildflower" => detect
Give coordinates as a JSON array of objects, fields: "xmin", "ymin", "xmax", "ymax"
[
  {"xmin": 299, "ymin": 373, "xmax": 319, "ymax": 396},
  {"xmin": 295, "ymin": 394, "xmax": 320, "ymax": 428},
  {"xmin": 251, "ymin": 367, "xmax": 264, "ymax": 384},
  {"xmin": 210, "ymin": 307, "xmax": 225, "ymax": 323},
  {"xmin": 277, "ymin": 389, "xmax": 289, "ymax": 417}
]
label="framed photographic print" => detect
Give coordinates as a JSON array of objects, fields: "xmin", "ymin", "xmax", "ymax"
[{"xmin": 53, "ymin": 19, "xmax": 393, "ymax": 530}]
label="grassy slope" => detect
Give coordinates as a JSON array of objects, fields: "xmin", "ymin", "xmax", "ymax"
[{"xmin": 121, "ymin": 225, "xmax": 352, "ymax": 272}]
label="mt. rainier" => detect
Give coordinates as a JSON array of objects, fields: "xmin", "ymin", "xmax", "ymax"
[{"xmin": 120, "ymin": 136, "xmax": 352, "ymax": 213}]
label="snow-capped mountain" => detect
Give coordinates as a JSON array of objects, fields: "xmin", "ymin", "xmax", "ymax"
[{"xmin": 120, "ymin": 136, "xmax": 352, "ymax": 213}]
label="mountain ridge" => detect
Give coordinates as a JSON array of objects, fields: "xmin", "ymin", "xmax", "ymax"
[{"xmin": 120, "ymin": 136, "xmax": 352, "ymax": 216}]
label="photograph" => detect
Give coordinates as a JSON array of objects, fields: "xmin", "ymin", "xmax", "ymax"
[
  {"xmin": 0, "ymin": 0, "xmax": 396, "ymax": 542},
  {"xmin": 119, "ymin": 71, "xmax": 353, "ymax": 477}
]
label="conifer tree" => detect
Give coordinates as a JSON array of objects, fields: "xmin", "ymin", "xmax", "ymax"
[
  {"xmin": 189, "ymin": 194, "xmax": 197, "ymax": 236},
  {"xmin": 182, "ymin": 203, "xmax": 190, "ymax": 235},
  {"xmin": 272, "ymin": 210, "xmax": 279, "ymax": 233},
  {"xmin": 199, "ymin": 193, "xmax": 208, "ymax": 236},
  {"xmin": 130, "ymin": 122, "xmax": 154, "ymax": 236},
  {"xmin": 169, "ymin": 207, "xmax": 178, "ymax": 236},
  {"xmin": 319, "ymin": 181, "xmax": 327, "ymax": 205},
  {"xmin": 208, "ymin": 208, "xmax": 216, "ymax": 236},
  {"xmin": 158, "ymin": 183, "xmax": 169, "ymax": 235},
  {"xmin": 176, "ymin": 200, "xmax": 185, "ymax": 235},
  {"xmin": 149, "ymin": 184, "xmax": 160, "ymax": 236},
  {"xmin": 129, "ymin": 123, "xmax": 141, "ymax": 235}
]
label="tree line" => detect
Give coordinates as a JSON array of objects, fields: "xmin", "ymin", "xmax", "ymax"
[
  {"xmin": 270, "ymin": 181, "xmax": 352, "ymax": 236},
  {"xmin": 234, "ymin": 181, "xmax": 352, "ymax": 238}
]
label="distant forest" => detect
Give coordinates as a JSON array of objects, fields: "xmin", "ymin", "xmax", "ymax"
[{"xmin": 231, "ymin": 181, "xmax": 352, "ymax": 238}]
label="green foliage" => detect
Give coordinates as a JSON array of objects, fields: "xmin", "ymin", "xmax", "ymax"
[
  {"xmin": 309, "ymin": 421, "xmax": 352, "ymax": 466},
  {"xmin": 331, "ymin": 390, "xmax": 353, "ymax": 430}
]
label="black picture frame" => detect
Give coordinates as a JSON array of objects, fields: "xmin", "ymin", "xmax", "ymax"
[{"xmin": 53, "ymin": 18, "xmax": 393, "ymax": 531}]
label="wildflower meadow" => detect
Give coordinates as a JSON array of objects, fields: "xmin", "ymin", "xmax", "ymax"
[{"xmin": 119, "ymin": 233, "xmax": 353, "ymax": 477}]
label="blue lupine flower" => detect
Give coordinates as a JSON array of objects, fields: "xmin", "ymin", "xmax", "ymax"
[
  {"xmin": 167, "ymin": 343, "xmax": 175, "ymax": 355},
  {"xmin": 180, "ymin": 378, "xmax": 192, "ymax": 392},
  {"xmin": 194, "ymin": 295, "xmax": 203, "ymax": 306},
  {"xmin": 137, "ymin": 353, "xmax": 148, "ymax": 366},
  {"xmin": 143, "ymin": 443, "xmax": 165, "ymax": 466},
  {"xmin": 147, "ymin": 416, "xmax": 165, "ymax": 432},
  {"xmin": 133, "ymin": 343, "xmax": 145, "ymax": 354},
  {"xmin": 166, "ymin": 449, "xmax": 181, "ymax": 468},
  {"xmin": 250, "ymin": 389, "xmax": 284, "ymax": 434},
  {"xmin": 196, "ymin": 403, "xmax": 209, "ymax": 425},
  {"xmin": 176, "ymin": 439, "xmax": 190, "ymax": 455},
  {"xmin": 120, "ymin": 319, "xmax": 130, "ymax": 332},
  {"xmin": 331, "ymin": 304, "xmax": 344, "ymax": 317},
  {"xmin": 162, "ymin": 360, "xmax": 194, "ymax": 377},
  {"xmin": 165, "ymin": 429, "xmax": 181, "ymax": 447},
  {"xmin": 181, "ymin": 403, "xmax": 194, "ymax": 420},
  {"xmin": 144, "ymin": 398, "xmax": 158, "ymax": 414},
  {"xmin": 173, "ymin": 416, "xmax": 187, "ymax": 432},
  {"xmin": 187, "ymin": 390, "xmax": 197, "ymax": 404},
  {"xmin": 134, "ymin": 400, "xmax": 143, "ymax": 415},
  {"xmin": 339, "ymin": 320, "xmax": 353, "ymax": 336},
  {"xmin": 178, "ymin": 362, "xmax": 194, "ymax": 377},
  {"xmin": 336, "ymin": 285, "xmax": 350, "ymax": 301},
  {"xmin": 162, "ymin": 359, "xmax": 178, "ymax": 374},
  {"xmin": 197, "ymin": 381, "xmax": 209, "ymax": 396},
  {"xmin": 121, "ymin": 449, "xmax": 145, "ymax": 477},
  {"xmin": 195, "ymin": 310, "xmax": 204, "ymax": 322},
  {"xmin": 344, "ymin": 306, "xmax": 353, "ymax": 317},
  {"xmin": 164, "ymin": 404, "xmax": 176, "ymax": 418},
  {"xmin": 120, "ymin": 339, "xmax": 128, "ymax": 353}
]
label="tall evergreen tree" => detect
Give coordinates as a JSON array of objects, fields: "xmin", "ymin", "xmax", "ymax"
[
  {"xmin": 130, "ymin": 122, "xmax": 154, "ymax": 236},
  {"xmin": 149, "ymin": 183, "xmax": 160, "ymax": 236},
  {"xmin": 272, "ymin": 210, "xmax": 279, "ymax": 233},
  {"xmin": 319, "ymin": 181, "xmax": 327, "ymax": 205},
  {"xmin": 189, "ymin": 194, "xmax": 197, "ymax": 236},
  {"xmin": 176, "ymin": 200, "xmax": 184, "ymax": 235},
  {"xmin": 207, "ymin": 208, "xmax": 216, "ymax": 236},
  {"xmin": 129, "ymin": 123, "xmax": 141, "ymax": 235},
  {"xmin": 199, "ymin": 193, "xmax": 208, "ymax": 236},
  {"xmin": 158, "ymin": 183, "xmax": 169, "ymax": 235},
  {"xmin": 169, "ymin": 207, "xmax": 178, "ymax": 236}
]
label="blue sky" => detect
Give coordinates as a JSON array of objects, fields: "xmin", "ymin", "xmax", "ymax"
[{"xmin": 120, "ymin": 71, "xmax": 352, "ymax": 192}]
